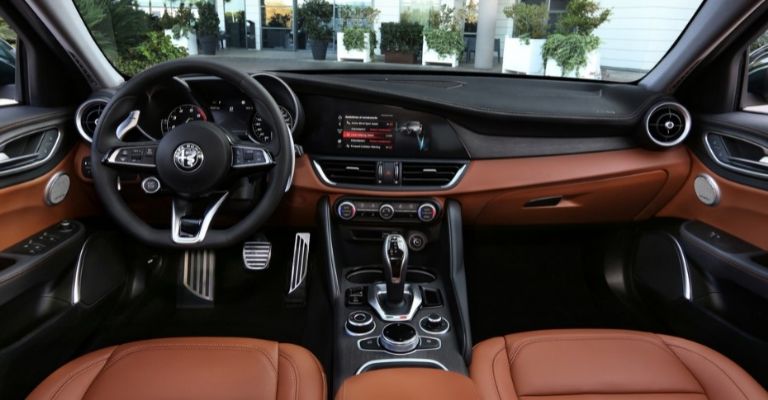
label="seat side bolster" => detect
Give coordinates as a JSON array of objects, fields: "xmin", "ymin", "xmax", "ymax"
[
  {"xmin": 26, "ymin": 347, "xmax": 116, "ymax": 400},
  {"xmin": 470, "ymin": 336, "xmax": 519, "ymax": 400},
  {"xmin": 278, "ymin": 343, "xmax": 327, "ymax": 400}
]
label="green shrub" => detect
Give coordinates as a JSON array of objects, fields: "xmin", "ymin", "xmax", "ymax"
[
  {"xmin": 268, "ymin": 13, "xmax": 291, "ymax": 28},
  {"xmin": 542, "ymin": 33, "xmax": 599, "ymax": 75},
  {"xmin": 301, "ymin": 0, "xmax": 333, "ymax": 42},
  {"xmin": 114, "ymin": 31, "xmax": 187, "ymax": 76},
  {"xmin": 424, "ymin": 5, "xmax": 464, "ymax": 58},
  {"xmin": 555, "ymin": 0, "xmax": 611, "ymax": 35},
  {"xmin": 170, "ymin": 3, "xmax": 196, "ymax": 39},
  {"xmin": 196, "ymin": 1, "xmax": 220, "ymax": 37},
  {"xmin": 503, "ymin": 3, "xmax": 548, "ymax": 40},
  {"xmin": 380, "ymin": 22, "xmax": 423, "ymax": 54}
]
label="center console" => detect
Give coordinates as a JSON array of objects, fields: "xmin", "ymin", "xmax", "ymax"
[{"xmin": 318, "ymin": 195, "xmax": 472, "ymax": 391}]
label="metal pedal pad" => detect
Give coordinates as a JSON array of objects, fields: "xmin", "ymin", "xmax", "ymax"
[
  {"xmin": 243, "ymin": 241, "xmax": 272, "ymax": 270},
  {"xmin": 287, "ymin": 233, "xmax": 311, "ymax": 298},
  {"xmin": 181, "ymin": 250, "xmax": 215, "ymax": 302}
]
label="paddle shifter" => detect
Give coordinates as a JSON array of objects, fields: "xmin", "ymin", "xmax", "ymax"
[{"xmin": 382, "ymin": 234, "xmax": 409, "ymax": 305}]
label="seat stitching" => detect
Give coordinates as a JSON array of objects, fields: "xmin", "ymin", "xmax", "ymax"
[
  {"xmin": 101, "ymin": 344, "xmax": 278, "ymax": 376},
  {"xmin": 506, "ymin": 335, "xmax": 674, "ymax": 365},
  {"xmin": 48, "ymin": 357, "xmax": 109, "ymax": 400},
  {"xmin": 278, "ymin": 352, "xmax": 299, "ymax": 400},
  {"xmin": 308, "ymin": 349, "xmax": 327, "ymax": 399},
  {"xmin": 666, "ymin": 343, "xmax": 751, "ymax": 400},
  {"xmin": 491, "ymin": 346, "xmax": 508, "ymax": 400}
]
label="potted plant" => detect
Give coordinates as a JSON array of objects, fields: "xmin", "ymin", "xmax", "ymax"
[
  {"xmin": 380, "ymin": 21, "xmax": 422, "ymax": 64},
  {"xmin": 464, "ymin": 0, "xmax": 478, "ymax": 33},
  {"xmin": 542, "ymin": 0, "xmax": 610, "ymax": 78},
  {"xmin": 337, "ymin": 6, "xmax": 379, "ymax": 63},
  {"xmin": 301, "ymin": 0, "xmax": 333, "ymax": 60},
  {"xmin": 196, "ymin": 1, "xmax": 219, "ymax": 55},
  {"xmin": 422, "ymin": 5, "xmax": 465, "ymax": 67},
  {"xmin": 164, "ymin": 3, "xmax": 198, "ymax": 55},
  {"xmin": 501, "ymin": 3, "xmax": 548, "ymax": 75}
]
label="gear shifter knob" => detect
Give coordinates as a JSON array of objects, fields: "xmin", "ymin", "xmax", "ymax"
[{"xmin": 383, "ymin": 234, "xmax": 409, "ymax": 305}]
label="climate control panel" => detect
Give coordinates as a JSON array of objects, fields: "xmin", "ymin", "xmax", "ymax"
[{"xmin": 335, "ymin": 198, "xmax": 440, "ymax": 224}]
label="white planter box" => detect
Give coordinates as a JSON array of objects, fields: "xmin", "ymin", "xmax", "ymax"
[
  {"xmin": 545, "ymin": 50, "xmax": 601, "ymax": 79},
  {"xmin": 165, "ymin": 29, "xmax": 198, "ymax": 55},
  {"xmin": 421, "ymin": 37, "xmax": 459, "ymax": 67},
  {"xmin": 502, "ymin": 37, "xmax": 545, "ymax": 75},
  {"xmin": 337, "ymin": 32, "xmax": 372, "ymax": 63}
]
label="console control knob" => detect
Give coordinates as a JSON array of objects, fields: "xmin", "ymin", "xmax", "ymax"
[
  {"xmin": 417, "ymin": 203, "xmax": 437, "ymax": 222},
  {"xmin": 420, "ymin": 313, "xmax": 449, "ymax": 334},
  {"xmin": 337, "ymin": 201, "xmax": 357, "ymax": 221},
  {"xmin": 379, "ymin": 204, "xmax": 395, "ymax": 220},
  {"xmin": 407, "ymin": 232, "xmax": 427, "ymax": 251},
  {"xmin": 380, "ymin": 323, "xmax": 419, "ymax": 354},
  {"xmin": 346, "ymin": 311, "xmax": 375, "ymax": 335}
]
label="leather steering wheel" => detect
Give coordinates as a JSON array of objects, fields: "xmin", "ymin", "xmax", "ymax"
[{"xmin": 91, "ymin": 59, "xmax": 294, "ymax": 248}]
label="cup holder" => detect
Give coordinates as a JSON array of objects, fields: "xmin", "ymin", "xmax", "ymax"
[{"xmin": 346, "ymin": 267, "xmax": 436, "ymax": 284}]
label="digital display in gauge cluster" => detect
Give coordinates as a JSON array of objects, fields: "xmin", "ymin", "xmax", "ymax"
[
  {"xmin": 337, "ymin": 113, "xmax": 429, "ymax": 153},
  {"xmin": 208, "ymin": 98, "xmax": 254, "ymax": 139}
]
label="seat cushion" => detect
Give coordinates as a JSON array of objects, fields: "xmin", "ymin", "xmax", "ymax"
[
  {"xmin": 470, "ymin": 329, "xmax": 768, "ymax": 400},
  {"xmin": 27, "ymin": 337, "xmax": 326, "ymax": 400},
  {"xmin": 335, "ymin": 368, "xmax": 480, "ymax": 400}
]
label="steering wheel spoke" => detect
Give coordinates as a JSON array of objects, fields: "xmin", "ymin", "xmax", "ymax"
[
  {"xmin": 171, "ymin": 192, "xmax": 229, "ymax": 244},
  {"xmin": 103, "ymin": 142, "xmax": 158, "ymax": 170},
  {"xmin": 231, "ymin": 143, "xmax": 275, "ymax": 170}
]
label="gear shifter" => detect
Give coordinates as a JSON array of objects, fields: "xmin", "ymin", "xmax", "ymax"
[{"xmin": 382, "ymin": 234, "xmax": 409, "ymax": 305}]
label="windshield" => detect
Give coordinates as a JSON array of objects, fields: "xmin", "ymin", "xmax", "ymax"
[{"xmin": 73, "ymin": 0, "xmax": 703, "ymax": 82}]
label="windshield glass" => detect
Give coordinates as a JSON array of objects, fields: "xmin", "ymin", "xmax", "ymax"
[{"xmin": 73, "ymin": 0, "xmax": 703, "ymax": 82}]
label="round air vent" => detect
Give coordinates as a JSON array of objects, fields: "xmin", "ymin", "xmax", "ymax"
[
  {"xmin": 643, "ymin": 102, "xmax": 691, "ymax": 148},
  {"xmin": 75, "ymin": 98, "xmax": 108, "ymax": 142}
]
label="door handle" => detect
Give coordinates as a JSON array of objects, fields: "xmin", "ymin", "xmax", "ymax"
[{"xmin": 0, "ymin": 129, "xmax": 61, "ymax": 177}]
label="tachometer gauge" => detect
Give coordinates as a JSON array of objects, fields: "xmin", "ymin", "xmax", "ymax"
[
  {"xmin": 161, "ymin": 104, "xmax": 207, "ymax": 134},
  {"xmin": 248, "ymin": 106, "xmax": 293, "ymax": 144},
  {"xmin": 279, "ymin": 105, "xmax": 294, "ymax": 130}
]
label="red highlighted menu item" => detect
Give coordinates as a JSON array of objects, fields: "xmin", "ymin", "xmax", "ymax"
[{"xmin": 337, "ymin": 114, "xmax": 395, "ymax": 151}]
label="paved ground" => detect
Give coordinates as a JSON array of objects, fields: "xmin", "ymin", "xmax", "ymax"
[{"xmin": 205, "ymin": 48, "xmax": 645, "ymax": 82}]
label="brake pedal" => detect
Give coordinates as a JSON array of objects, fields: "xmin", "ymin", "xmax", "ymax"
[
  {"xmin": 181, "ymin": 250, "xmax": 215, "ymax": 303},
  {"xmin": 243, "ymin": 241, "xmax": 272, "ymax": 270},
  {"xmin": 286, "ymin": 233, "xmax": 310, "ymax": 304}
]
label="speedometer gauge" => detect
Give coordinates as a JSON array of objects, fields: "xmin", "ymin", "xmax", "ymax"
[
  {"xmin": 161, "ymin": 104, "xmax": 207, "ymax": 134},
  {"xmin": 248, "ymin": 105, "xmax": 293, "ymax": 144}
]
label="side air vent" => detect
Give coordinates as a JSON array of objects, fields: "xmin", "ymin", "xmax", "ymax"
[
  {"xmin": 314, "ymin": 159, "xmax": 378, "ymax": 185},
  {"xmin": 401, "ymin": 162, "xmax": 466, "ymax": 187},
  {"xmin": 643, "ymin": 102, "xmax": 691, "ymax": 148},
  {"xmin": 75, "ymin": 98, "xmax": 108, "ymax": 142}
]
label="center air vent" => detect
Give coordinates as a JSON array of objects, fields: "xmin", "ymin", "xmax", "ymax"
[
  {"xmin": 401, "ymin": 162, "xmax": 465, "ymax": 187},
  {"xmin": 75, "ymin": 98, "xmax": 108, "ymax": 142},
  {"xmin": 643, "ymin": 102, "xmax": 691, "ymax": 148},
  {"xmin": 314, "ymin": 159, "xmax": 377, "ymax": 185}
]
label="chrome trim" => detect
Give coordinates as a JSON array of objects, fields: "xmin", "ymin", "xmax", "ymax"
[
  {"xmin": 115, "ymin": 110, "xmax": 141, "ymax": 141},
  {"xmin": 356, "ymin": 336, "xmax": 442, "ymax": 353},
  {"xmin": 242, "ymin": 241, "xmax": 272, "ymax": 270},
  {"xmin": 704, "ymin": 132, "xmax": 768, "ymax": 180},
  {"xmin": 171, "ymin": 192, "xmax": 229, "ymax": 245},
  {"xmin": 71, "ymin": 236, "xmax": 93, "ymax": 305},
  {"xmin": 312, "ymin": 159, "xmax": 468, "ymax": 191},
  {"xmin": 44, "ymin": 171, "xmax": 71, "ymax": 206},
  {"xmin": 106, "ymin": 146, "xmax": 157, "ymax": 169},
  {"xmin": 379, "ymin": 204, "xmax": 394, "ymax": 220},
  {"xmin": 74, "ymin": 98, "xmax": 108, "ymax": 143},
  {"xmin": 383, "ymin": 234, "xmax": 408, "ymax": 285},
  {"xmin": 321, "ymin": 200, "xmax": 341, "ymax": 300},
  {"xmin": 419, "ymin": 315, "xmax": 450, "ymax": 335},
  {"xmin": 182, "ymin": 250, "xmax": 215, "ymax": 301},
  {"xmin": 288, "ymin": 233, "xmax": 311, "ymax": 294},
  {"xmin": 0, "ymin": 129, "xmax": 62, "ymax": 178},
  {"xmin": 140, "ymin": 176, "xmax": 161, "ymax": 194},
  {"xmin": 417, "ymin": 203, "xmax": 437, "ymax": 223},
  {"xmin": 693, "ymin": 174, "xmax": 720, "ymax": 207},
  {"xmin": 345, "ymin": 312, "xmax": 376, "ymax": 336},
  {"xmin": 251, "ymin": 73, "xmax": 301, "ymax": 133},
  {"xmin": 644, "ymin": 102, "xmax": 692, "ymax": 147},
  {"xmin": 337, "ymin": 201, "xmax": 356, "ymax": 221},
  {"xmin": 368, "ymin": 283, "xmax": 422, "ymax": 322},
  {"xmin": 355, "ymin": 358, "xmax": 447, "ymax": 375},
  {"xmin": 379, "ymin": 324, "xmax": 420, "ymax": 353},
  {"xmin": 668, "ymin": 234, "xmax": 693, "ymax": 301}
]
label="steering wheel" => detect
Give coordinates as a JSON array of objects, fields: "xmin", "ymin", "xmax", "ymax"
[{"xmin": 91, "ymin": 59, "xmax": 294, "ymax": 248}]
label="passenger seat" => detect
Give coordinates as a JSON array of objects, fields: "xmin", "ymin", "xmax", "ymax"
[{"xmin": 470, "ymin": 329, "xmax": 768, "ymax": 400}]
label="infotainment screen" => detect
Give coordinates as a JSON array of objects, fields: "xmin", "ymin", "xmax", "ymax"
[{"xmin": 337, "ymin": 113, "xmax": 429, "ymax": 153}]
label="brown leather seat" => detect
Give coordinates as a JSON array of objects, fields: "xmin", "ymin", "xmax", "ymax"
[
  {"xmin": 470, "ymin": 329, "xmax": 768, "ymax": 400},
  {"xmin": 335, "ymin": 368, "xmax": 481, "ymax": 400},
  {"xmin": 27, "ymin": 337, "xmax": 326, "ymax": 400}
]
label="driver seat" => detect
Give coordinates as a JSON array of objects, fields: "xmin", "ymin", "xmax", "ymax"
[{"xmin": 27, "ymin": 337, "xmax": 326, "ymax": 400}]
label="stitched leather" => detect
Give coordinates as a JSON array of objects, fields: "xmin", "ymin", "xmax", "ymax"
[
  {"xmin": 334, "ymin": 368, "xmax": 481, "ymax": 400},
  {"xmin": 27, "ymin": 337, "xmax": 326, "ymax": 400},
  {"xmin": 470, "ymin": 329, "xmax": 768, "ymax": 400}
]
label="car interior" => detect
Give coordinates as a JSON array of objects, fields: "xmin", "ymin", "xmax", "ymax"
[{"xmin": 1, "ymin": 0, "xmax": 768, "ymax": 399}]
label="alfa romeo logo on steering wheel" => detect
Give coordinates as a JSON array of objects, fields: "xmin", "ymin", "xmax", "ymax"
[{"xmin": 173, "ymin": 143, "xmax": 204, "ymax": 172}]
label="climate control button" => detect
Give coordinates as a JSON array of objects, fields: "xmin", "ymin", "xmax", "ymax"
[
  {"xmin": 417, "ymin": 203, "xmax": 437, "ymax": 222},
  {"xmin": 379, "ymin": 204, "xmax": 395, "ymax": 220},
  {"xmin": 337, "ymin": 201, "xmax": 357, "ymax": 221}
]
